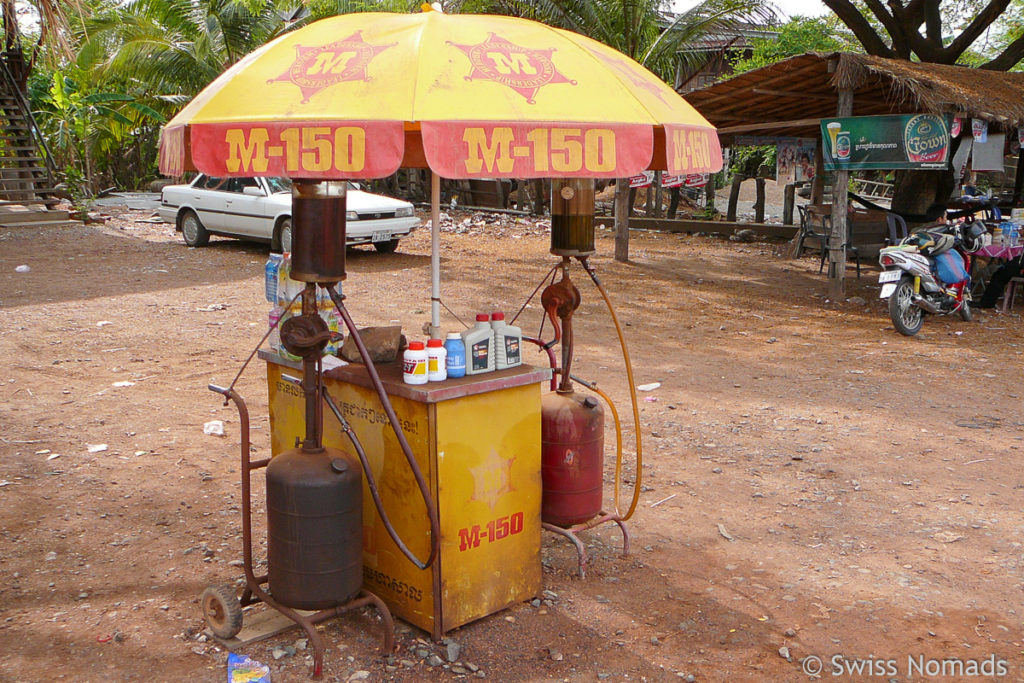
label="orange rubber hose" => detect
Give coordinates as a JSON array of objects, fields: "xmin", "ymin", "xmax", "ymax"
[{"xmin": 579, "ymin": 258, "xmax": 643, "ymax": 521}]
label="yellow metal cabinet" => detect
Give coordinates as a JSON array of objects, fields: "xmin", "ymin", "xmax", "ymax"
[{"xmin": 262, "ymin": 351, "xmax": 548, "ymax": 638}]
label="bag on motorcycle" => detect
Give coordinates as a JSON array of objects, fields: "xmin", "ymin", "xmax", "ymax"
[
  {"xmin": 907, "ymin": 230, "xmax": 955, "ymax": 255},
  {"xmin": 933, "ymin": 249, "xmax": 968, "ymax": 285}
]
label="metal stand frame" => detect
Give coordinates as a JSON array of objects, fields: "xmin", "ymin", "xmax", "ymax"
[
  {"xmin": 211, "ymin": 384, "xmax": 394, "ymax": 679},
  {"xmin": 542, "ymin": 511, "xmax": 630, "ymax": 578}
]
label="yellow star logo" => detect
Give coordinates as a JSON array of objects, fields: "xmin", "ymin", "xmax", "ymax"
[
  {"xmin": 449, "ymin": 33, "xmax": 575, "ymax": 104},
  {"xmin": 469, "ymin": 447, "xmax": 515, "ymax": 511}
]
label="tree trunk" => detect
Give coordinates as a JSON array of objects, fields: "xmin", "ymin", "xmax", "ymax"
[
  {"xmin": 891, "ymin": 169, "xmax": 956, "ymax": 218},
  {"xmin": 727, "ymin": 175, "xmax": 742, "ymax": 221},
  {"xmin": 663, "ymin": 187, "xmax": 679, "ymax": 219},
  {"xmin": 531, "ymin": 178, "xmax": 545, "ymax": 215},
  {"xmin": 614, "ymin": 178, "xmax": 630, "ymax": 262}
]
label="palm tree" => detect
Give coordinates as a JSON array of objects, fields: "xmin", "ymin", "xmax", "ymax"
[
  {"xmin": 483, "ymin": 0, "xmax": 774, "ymax": 260},
  {"xmin": 77, "ymin": 0, "xmax": 296, "ymax": 112}
]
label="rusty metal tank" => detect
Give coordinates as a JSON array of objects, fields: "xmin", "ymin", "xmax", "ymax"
[
  {"xmin": 266, "ymin": 446, "xmax": 362, "ymax": 610},
  {"xmin": 550, "ymin": 178, "xmax": 596, "ymax": 257},
  {"xmin": 541, "ymin": 391, "xmax": 604, "ymax": 527},
  {"xmin": 290, "ymin": 180, "xmax": 348, "ymax": 283}
]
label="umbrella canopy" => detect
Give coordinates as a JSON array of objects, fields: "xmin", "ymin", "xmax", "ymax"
[{"xmin": 159, "ymin": 10, "xmax": 722, "ymax": 180}]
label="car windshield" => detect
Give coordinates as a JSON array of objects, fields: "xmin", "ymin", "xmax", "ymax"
[
  {"xmin": 266, "ymin": 177, "xmax": 291, "ymax": 194},
  {"xmin": 263, "ymin": 178, "xmax": 360, "ymax": 193}
]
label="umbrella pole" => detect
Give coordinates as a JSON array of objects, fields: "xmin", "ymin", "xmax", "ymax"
[{"xmin": 430, "ymin": 171, "xmax": 441, "ymax": 336}]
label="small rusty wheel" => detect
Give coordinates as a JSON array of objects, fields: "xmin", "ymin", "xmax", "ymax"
[{"xmin": 200, "ymin": 584, "xmax": 243, "ymax": 639}]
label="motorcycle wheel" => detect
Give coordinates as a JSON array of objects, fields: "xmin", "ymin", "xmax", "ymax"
[
  {"xmin": 889, "ymin": 278, "xmax": 924, "ymax": 336},
  {"xmin": 959, "ymin": 298, "xmax": 972, "ymax": 322}
]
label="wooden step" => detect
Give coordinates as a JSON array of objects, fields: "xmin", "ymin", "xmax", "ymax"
[
  {"xmin": 0, "ymin": 218, "xmax": 82, "ymax": 230},
  {"xmin": 0, "ymin": 204, "xmax": 69, "ymax": 223}
]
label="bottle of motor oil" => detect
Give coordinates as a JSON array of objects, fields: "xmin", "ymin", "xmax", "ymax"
[
  {"xmin": 444, "ymin": 333, "xmax": 466, "ymax": 378},
  {"xmin": 490, "ymin": 311, "xmax": 522, "ymax": 370},
  {"xmin": 403, "ymin": 341, "xmax": 428, "ymax": 385},
  {"xmin": 461, "ymin": 314, "xmax": 495, "ymax": 375},
  {"xmin": 426, "ymin": 338, "xmax": 447, "ymax": 381},
  {"xmin": 265, "ymin": 253, "xmax": 283, "ymax": 303}
]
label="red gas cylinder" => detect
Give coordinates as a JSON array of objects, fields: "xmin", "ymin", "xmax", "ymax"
[{"xmin": 541, "ymin": 391, "xmax": 604, "ymax": 527}]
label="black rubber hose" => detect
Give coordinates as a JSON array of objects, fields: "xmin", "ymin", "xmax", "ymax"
[
  {"xmin": 327, "ymin": 287, "xmax": 439, "ymax": 569},
  {"xmin": 321, "ymin": 390, "xmax": 428, "ymax": 569}
]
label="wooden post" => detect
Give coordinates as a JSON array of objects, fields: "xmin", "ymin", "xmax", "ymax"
[
  {"xmin": 754, "ymin": 177, "xmax": 766, "ymax": 223},
  {"xmin": 783, "ymin": 183, "xmax": 795, "ymax": 225},
  {"xmin": 727, "ymin": 175, "xmax": 742, "ymax": 221},
  {"xmin": 614, "ymin": 178, "xmax": 630, "ymax": 262},
  {"xmin": 811, "ymin": 143, "xmax": 825, "ymax": 205},
  {"xmin": 654, "ymin": 172, "xmax": 663, "ymax": 218},
  {"xmin": 1013, "ymin": 151, "xmax": 1024, "ymax": 207},
  {"xmin": 828, "ymin": 89, "xmax": 853, "ymax": 301}
]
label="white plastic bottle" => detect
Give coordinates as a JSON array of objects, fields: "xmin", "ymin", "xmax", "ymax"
[
  {"xmin": 403, "ymin": 341, "xmax": 429, "ymax": 385},
  {"xmin": 462, "ymin": 314, "xmax": 495, "ymax": 375},
  {"xmin": 426, "ymin": 338, "xmax": 447, "ymax": 381},
  {"xmin": 490, "ymin": 311, "xmax": 523, "ymax": 370}
]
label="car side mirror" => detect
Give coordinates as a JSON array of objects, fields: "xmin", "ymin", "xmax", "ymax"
[{"xmin": 242, "ymin": 186, "xmax": 264, "ymax": 197}]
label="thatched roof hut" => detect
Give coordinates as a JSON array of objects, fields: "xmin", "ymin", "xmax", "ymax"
[{"xmin": 683, "ymin": 52, "xmax": 1024, "ymax": 141}]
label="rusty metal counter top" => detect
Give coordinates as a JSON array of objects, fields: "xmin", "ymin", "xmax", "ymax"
[{"xmin": 259, "ymin": 349, "xmax": 551, "ymax": 404}]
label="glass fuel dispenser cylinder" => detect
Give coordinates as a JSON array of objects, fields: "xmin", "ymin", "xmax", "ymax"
[
  {"xmin": 291, "ymin": 180, "xmax": 348, "ymax": 283},
  {"xmin": 550, "ymin": 178, "xmax": 597, "ymax": 257}
]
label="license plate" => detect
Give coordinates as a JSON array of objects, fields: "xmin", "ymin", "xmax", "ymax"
[
  {"xmin": 880, "ymin": 283, "xmax": 897, "ymax": 298},
  {"xmin": 371, "ymin": 231, "xmax": 390, "ymax": 242},
  {"xmin": 878, "ymin": 270, "xmax": 902, "ymax": 284}
]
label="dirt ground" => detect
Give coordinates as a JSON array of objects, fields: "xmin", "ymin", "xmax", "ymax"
[{"xmin": 1, "ymin": 203, "xmax": 1023, "ymax": 683}]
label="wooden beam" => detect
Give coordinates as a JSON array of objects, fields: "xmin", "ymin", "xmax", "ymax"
[
  {"xmin": 718, "ymin": 118, "xmax": 824, "ymax": 135},
  {"xmin": 752, "ymin": 88, "xmax": 836, "ymax": 102},
  {"xmin": 628, "ymin": 217, "xmax": 798, "ymax": 239}
]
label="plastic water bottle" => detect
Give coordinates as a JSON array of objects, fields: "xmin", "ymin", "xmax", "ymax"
[
  {"xmin": 444, "ymin": 333, "xmax": 466, "ymax": 378},
  {"xmin": 265, "ymin": 253, "xmax": 283, "ymax": 303}
]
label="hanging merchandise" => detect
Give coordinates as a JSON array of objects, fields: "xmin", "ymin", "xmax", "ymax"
[
  {"xmin": 951, "ymin": 117, "xmax": 962, "ymax": 137},
  {"xmin": 972, "ymin": 118, "xmax": 988, "ymax": 143}
]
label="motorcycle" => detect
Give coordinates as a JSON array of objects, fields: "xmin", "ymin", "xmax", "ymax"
[{"xmin": 877, "ymin": 219, "xmax": 986, "ymax": 336}]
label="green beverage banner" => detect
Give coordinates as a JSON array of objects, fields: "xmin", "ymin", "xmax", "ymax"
[{"xmin": 821, "ymin": 114, "xmax": 950, "ymax": 170}]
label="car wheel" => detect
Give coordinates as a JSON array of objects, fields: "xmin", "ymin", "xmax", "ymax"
[
  {"xmin": 181, "ymin": 209, "xmax": 209, "ymax": 247},
  {"xmin": 373, "ymin": 239, "xmax": 399, "ymax": 254},
  {"xmin": 277, "ymin": 218, "xmax": 292, "ymax": 253}
]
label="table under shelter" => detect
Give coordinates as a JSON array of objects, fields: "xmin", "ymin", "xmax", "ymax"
[{"xmin": 682, "ymin": 51, "xmax": 1024, "ymax": 300}]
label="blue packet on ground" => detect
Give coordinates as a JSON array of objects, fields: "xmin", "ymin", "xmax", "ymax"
[{"xmin": 228, "ymin": 652, "xmax": 270, "ymax": 683}]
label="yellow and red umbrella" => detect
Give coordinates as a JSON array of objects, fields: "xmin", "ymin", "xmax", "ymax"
[{"xmin": 159, "ymin": 9, "xmax": 722, "ymax": 180}]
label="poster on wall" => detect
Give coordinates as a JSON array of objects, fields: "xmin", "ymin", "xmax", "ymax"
[
  {"xmin": 776, "ymin": 138, "xmax": 817, "ymax": 182},
  {"xmin": 820, "ymin": 114, "xmax": 951, "ymax": 170}
]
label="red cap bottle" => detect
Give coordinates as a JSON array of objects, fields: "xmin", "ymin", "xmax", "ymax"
[{"xmin": 491, "ymin": 311, "xmax": 505, "ymax": 321}]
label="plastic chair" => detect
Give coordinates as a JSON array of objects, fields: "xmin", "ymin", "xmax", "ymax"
[
  {"xmin": 792, "ymin": 204, "xmax": 829, "ymax": 259},
  {"xmin": 885, "ymin": 213, "xmax": 908, "ymax": 245},
  {"xmin": 1001, "ymin": 276, "xmax": 1024, "ymax": 313},
  {"xmin": 815, "ymin": 213, "xmax": 862, "ymax": 278}
]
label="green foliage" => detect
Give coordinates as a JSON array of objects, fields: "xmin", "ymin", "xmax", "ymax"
[
  {"xmin": 29, "ymin": 64, "xmax": 165, "ymax": 196},
  {"xmin": 499, "ymin": 0, "xmax": 774, "ymax": 83},
  {"xmin": 731, "ymin": 15, "xmax": 860, "ymax": 75},
  {"xmin": 728, "ymin": 144, "xmax": 776, "ymax": 179}
]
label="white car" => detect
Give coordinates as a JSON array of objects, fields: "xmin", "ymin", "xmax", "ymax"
[{"xmin": 158, "ymin": 175, "xmax": 419, "ymax": 253}]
